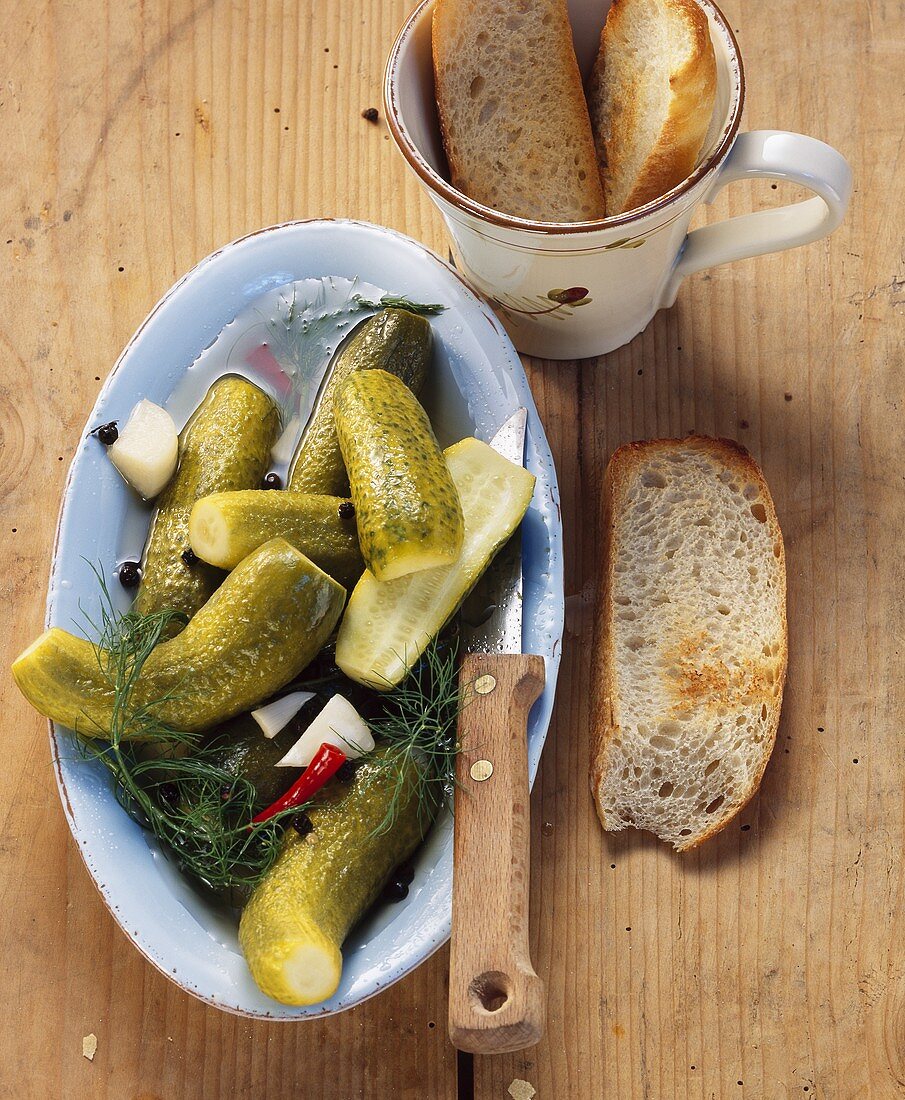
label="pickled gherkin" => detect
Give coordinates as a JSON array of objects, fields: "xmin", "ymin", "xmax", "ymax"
[
  {"xmin": 11, "ymin": 539, "xmax": 345, "ymax": 736},
  {"xmin": 189, "ymin": 490, "xmax": 363, "ymax": 590},
  {"xmin": 288, "ymin": 309, "xmax": 431, "ymax": 496},
  {"xmin": 336, "ymin": 438, "xmax": 535, "ymax": 689},
  {"xmin": 134, "ymin": 376, "xmax": 280, "ymax": 633},
  {"xmin": 239, "ymin": 746, "xmax": 432, "ymax": 1005},
  {"xmin": 334, "ymin": 369, "xmax": 463, "ymax": 581}
]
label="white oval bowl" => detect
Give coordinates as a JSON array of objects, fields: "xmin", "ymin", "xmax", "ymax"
[{"xmin": 47, "ymin": 219, "xmax": 564, "ymax": 1018}]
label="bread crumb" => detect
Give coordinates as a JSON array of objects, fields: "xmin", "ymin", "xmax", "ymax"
[
  {"xmin": 82, "ymin": 1034, "xmax": 98, "ymax": 1061},
  {"xmin": 508, "ymin": 1081, "xmax": 536, "ymax": 1100}
]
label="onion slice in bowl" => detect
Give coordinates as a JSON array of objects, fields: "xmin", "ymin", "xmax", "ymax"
[
  {"xmin": 107, "ymin": 399, "xmax": 178, "ymax": 499},
  {"xmin": 275, "ymin": 694, "xmax": 375, "ymax": 767},
  {"xmin": 251, "ymin": 691, "xmax": 316, "ymax": 739}
]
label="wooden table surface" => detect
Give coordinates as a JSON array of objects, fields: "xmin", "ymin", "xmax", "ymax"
[{"xmin": 1, "ymin": 0, "xmax": 902, "ymax": 1097}]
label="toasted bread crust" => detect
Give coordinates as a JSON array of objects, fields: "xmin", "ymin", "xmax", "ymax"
[
  {"xmin": 432, "ymin": 0, "xmax": 606, "ymax": 221},
  {"xmin": 590, "ymin": 437, "xmax": 788, "ymax": 851},
  {"xmin": 588, "ymin": 0, "xmax": 717, "ymax": 214}
]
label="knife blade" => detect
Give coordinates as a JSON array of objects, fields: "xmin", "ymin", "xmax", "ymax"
[
  {"xmin": 458, "ymin": 408, "xmax": 526, "ymax": 657},
  {"xmin": 448, "ymin": 408, "xmax": 546, "ymax": 1055}
]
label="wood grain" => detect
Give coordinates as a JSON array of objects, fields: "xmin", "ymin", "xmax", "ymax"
[
  {"xmin": 0, "ymin": 0, "xmax": 901, "ymax": 1096},
  {"xmin": 0, "ymin": 2, "xmax": 454, "ymax": 1098},
  {"xmin": 473, "ymin": 0, "xmax": 905, "ymax": 1095},
  {"xmin": 450, "ymin": 652, "xmax": 545, "ymax": 1054}
]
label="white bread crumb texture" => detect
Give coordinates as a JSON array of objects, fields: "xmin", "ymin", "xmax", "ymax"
[
  {"xmin": 433, "ymin": 0, "xmax": 605, "ymax": 221},
  {"xmin": 601, "ymin": 0, "xmax": 684, "ymax": 211},
  {"xmin": 588, "ymin": 0, "xmax": 717, "ymax": 214},
  {"xmin": 598, "ymin": 444, "xmax": 785, "ymax": 849}
]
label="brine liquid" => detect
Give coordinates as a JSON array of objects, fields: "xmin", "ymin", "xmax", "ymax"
[{"xmin": 164, "ymin": 275, "xmax": 390, "ymax": 481}]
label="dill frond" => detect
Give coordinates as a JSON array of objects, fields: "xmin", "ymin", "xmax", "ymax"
[
  {"xmin": 350, "ymin": 293, "xmax": 446, "ymax": 316},
  {"xmin": 366, "ymin": 637, "xmax": 463, "ymax": 838},
  {"xmin": 73, "ymin": 568, "xmax": 303, "ymax": 895}
]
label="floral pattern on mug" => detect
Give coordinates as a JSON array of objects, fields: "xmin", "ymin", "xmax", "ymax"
[
  {"xmin": 482, "ymin": 233, "xmax": 649, "ymax": 325},
  {"xmin": 547, "ymin": 287, "xmax": 592, "ymax": 307},
  {"xmin": 604, "ymin": 236, "xmax": 647, "ymax": 250},
  {"xmin": 489, "ymin": 286, "xmax": 593, "ymax": 322}
]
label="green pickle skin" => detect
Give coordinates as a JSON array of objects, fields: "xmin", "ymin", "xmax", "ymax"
[
  {"xmin": 334, "ymin": 369, "xmax": 464, "ymax": 581},
  {"xmin": 11, "ymin": 539, "xmax": 345, "ymax": 736},
  {"xmin": 288, "ymin": 308, "xmax": 431, "ymax": 496},
  {"xmin": 134, "ymin": 376, "xmax": 280, "ymax": 632},
  {"xmin": 239, "ymin": 746, "xmax": 434, "ymax": 997},
  {"xmin": 189, "ymin": 490, "xmax": 363, "ymax": 591}
]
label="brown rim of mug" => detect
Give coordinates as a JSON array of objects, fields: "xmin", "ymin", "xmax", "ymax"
[{"xmin": 384, "ymin": 0, "xmax": 746, "ymax": 236}]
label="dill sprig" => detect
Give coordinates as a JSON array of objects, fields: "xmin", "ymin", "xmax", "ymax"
[
  {"xmin": 351, "ymin": 293, "xmax": 446, "ymax": 316},
  {"xmin": 367, "ymin": 638, "xmax": 462, "ymax": 837},
  {"xmin": 75, "ymin": 571, "xmax": 303, "ymax": 894},
  {"xmin": 266, "ymin": 285, "xmax": 446, "ymax": 375},
  {"xmin": 77, "ymin": 564, "xmax": 190, "ymax": 741}
]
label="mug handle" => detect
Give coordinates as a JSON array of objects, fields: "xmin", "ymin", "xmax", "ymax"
[{"xmin": 661, "ymin": 130, "xmax": 852, "ymax": 306}]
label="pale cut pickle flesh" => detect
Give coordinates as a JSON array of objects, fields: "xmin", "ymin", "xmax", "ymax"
[{"xmin": 336, "ymin": 437, "xmax": 535, "ymax": 689}]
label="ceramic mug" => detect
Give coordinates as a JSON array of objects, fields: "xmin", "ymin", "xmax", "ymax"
[{"xmin": 385, "ymin": 0, "xmax": 852, "ymax": 360}]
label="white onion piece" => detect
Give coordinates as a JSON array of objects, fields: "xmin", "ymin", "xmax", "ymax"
[
  {"xmin": 275, "ymin": 694, "xmax": 375, "ymax": 768},
  {"xmin": 251, "ymin": 691, "xmax": 316, "ymax": 739},
  {"xmin": 107, "ymin": 399, "xmax": 179, "ymax": 499}
]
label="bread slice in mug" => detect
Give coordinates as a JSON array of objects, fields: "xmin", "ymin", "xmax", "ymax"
[
  {"xmin": 432, "ymin": 0, "xmax": 606, "ymax": 222},
  {"xmin": 590, "ymin": 437, "xmax": 787, "ymax": 851},
  {"xmin": 587, "ymin": 0, "xmax": 717, "ymax": 214}
]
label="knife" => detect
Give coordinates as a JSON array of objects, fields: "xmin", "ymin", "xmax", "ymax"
[{"xmin": 448, "ymin": 408, "xmax": 546, "ymax": 1055}]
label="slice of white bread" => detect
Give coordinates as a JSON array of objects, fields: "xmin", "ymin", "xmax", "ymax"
[
  {"xmin": 432, "ymin": 0, "xmax": 607, "ymax": 222},
  {"xmin": 586, "ymin": 0, "xmax": 717, "ymax": 215},
  {"xmin": 591, "ymin": 438, "xmax": 787, "ymax": 851}
]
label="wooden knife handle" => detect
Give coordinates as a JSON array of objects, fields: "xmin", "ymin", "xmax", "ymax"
[{"xmin": 448, "ymin": 651, "xmax": 545, "ymax": 1054}]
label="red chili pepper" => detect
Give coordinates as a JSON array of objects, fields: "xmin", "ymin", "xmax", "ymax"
[
  {"xmin": 245, "ymin": 343, "xmax": 292, "ymax": 399},
  {"xmin": 250, "ymin": 742, "xmax": 347, "ymax": 827}
]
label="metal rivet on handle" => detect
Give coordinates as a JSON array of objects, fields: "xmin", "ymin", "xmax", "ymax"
[
  {"xmin": 474, "ymin": 674, "xmax": 496, "ymax": 695},
  {"xmin": 470, "ymin": 759, "xmax": 494, "ymax": 782}
]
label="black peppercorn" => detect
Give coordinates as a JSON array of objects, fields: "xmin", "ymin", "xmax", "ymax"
[
  {"xmin": 336, "ymin": 759, "xmax": 359, "ymax": 782},
  {"xmin": 118, "ymin": 561, "xmax": 142, "ymax": 588},
  {"xmin": 93, "ymin": 421, "xmax": 119, "ymax": 446},
  {"xmin": 361, "ymin": 107, "xmax": 379, "ymax": 123},
  {"xmin": 220, "ymin": 785, "xmax": 233, "ymax": 801},
  {"xmin": 262, "ymin": 472, "xmax": 282, "ymax": 490},
  {"xmin": 159, "ymin": 783, "xmax": 180, "ymax": 807},
  {"xmin": 337, "ymin": 500, "xmax": 355, "ymax": 520},
  {"xmin": 292, "ymin": 812, "xmax": 313, "ymax": 837},
  {"xmin": 395, "ymin": 861, "xmax": 415, "ymax": 886},
  {"xmin": 181, "ymin": 547, "xmax": 198, "ymax": 566},
  {"xmin": 382, "ymin": 879, "xmax": 409, "ymax": 902}
]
